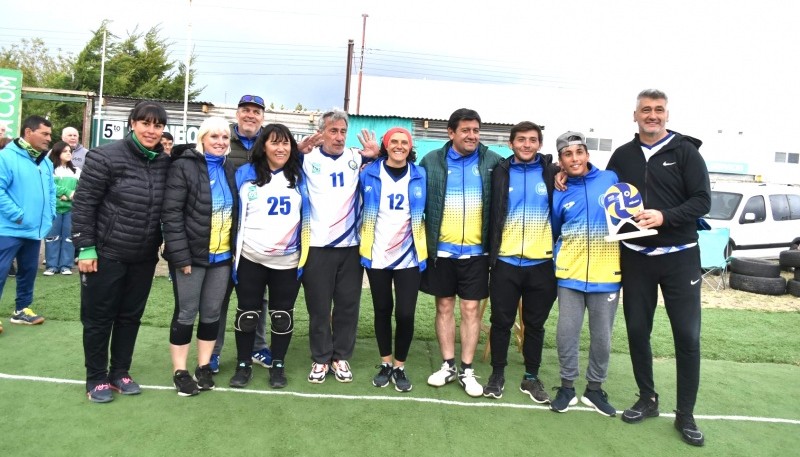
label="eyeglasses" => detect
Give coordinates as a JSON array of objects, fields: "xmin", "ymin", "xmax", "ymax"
[{"xmin": 238, "ymin": 95, "xmax": 265, "ymax": 107}]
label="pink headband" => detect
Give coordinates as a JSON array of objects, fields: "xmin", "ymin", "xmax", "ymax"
[{"xmin": 382, "ymin": 127, "xmax": 413, "ymax": 151}]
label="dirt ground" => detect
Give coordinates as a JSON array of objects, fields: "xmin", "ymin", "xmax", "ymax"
[{"xmin": 696, "ymin": 270, "xmax": 799, "ymax": 311}]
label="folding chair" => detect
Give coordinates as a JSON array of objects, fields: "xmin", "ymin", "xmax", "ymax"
[{"xmin": 698, "ymin": 227, "xmax": 731, "ymax": 290}]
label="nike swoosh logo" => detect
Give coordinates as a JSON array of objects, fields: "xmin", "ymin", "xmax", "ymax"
[
  {"xmin": 690, "ymin": 279, "xmax": 700, "ymax": 285},
  {"xmin": 607, "ymin": 293, "xmax": 617, "ymax": 302},
  {"xmin": 663, "ymin": 161, "xmax": 676, "ymax": 166}
]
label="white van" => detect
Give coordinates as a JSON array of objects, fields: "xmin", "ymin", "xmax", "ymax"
[{"xmin": 704, "ymin": 182, "xmax": 800, "ymax": 258}]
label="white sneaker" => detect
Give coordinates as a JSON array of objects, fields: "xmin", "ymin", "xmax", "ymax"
[
  {"xmin": 427, "ymin": 362, "xmax": 458, "ymax": 387},
  {"xmin": 458, "ymin": 368, "xmax": 483, "ymax": 397},
  {"xmin": 331, "ymin": 360, "xmax": 353, "ymax": 383},
  {"xmin": 307, "ymin": 362, "xmax": 328, "ymax": 384}
]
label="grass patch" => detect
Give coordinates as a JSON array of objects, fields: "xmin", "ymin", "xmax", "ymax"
[{"xmin": 3, "ymin": 274, "xmax": 799, "ymax": 365}]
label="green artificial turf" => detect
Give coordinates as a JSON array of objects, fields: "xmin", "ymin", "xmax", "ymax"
[
  {"xmin": 6, "ymin": 274, "xmax": 799, "ymax": 365},
  {"xmin": 2, "ymin": 274, "xmax": 800, "ymax": 456},
  {"xmin": 1, "ymin": 321, "xmax": 799, "ymax": 457}
]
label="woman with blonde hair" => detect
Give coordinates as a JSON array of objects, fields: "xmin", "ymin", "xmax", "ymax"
[{"xmin": 162, "ymin": 116, "xmax": 238, "ymax": 396}]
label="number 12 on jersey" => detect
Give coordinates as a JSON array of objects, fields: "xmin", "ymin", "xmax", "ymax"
[{"xmin": 387, "ymin": 193, "xmax": 405, "ymax": 210}]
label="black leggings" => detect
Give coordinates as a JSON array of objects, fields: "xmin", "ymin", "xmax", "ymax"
[
  {"xmin": 621, "ymin": 246, "xmax": 702, "ymax": 413},
  {"xmin": 234, "ymin": 257, "xmax": 301, "ymax": 363},
  {"xmin": 365, "ymin": 267, "xmax": 420, "ymax": 362}
]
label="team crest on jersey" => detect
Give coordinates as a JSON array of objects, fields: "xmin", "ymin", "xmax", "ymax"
[
  {"xmin": 348, "ymin": 160, "xmax": 358, "ymax": 170},
  {"xmin": 247, "ymin": 185, "xmax": 258, "ymax": 201},
  {"xmin": 311, "ymin": 163, "xmax": 321, "ymax": 174},
  {"xmin": 536, "ymin": 182, "xmax": 547, "ymax": 195},
  {"xmin": 413, "ymin": 186, "xmax": 422, "ymax": 199},
  {"xmin": 472, "ymin": 165, "xmax": 480, "ymax": 176}
]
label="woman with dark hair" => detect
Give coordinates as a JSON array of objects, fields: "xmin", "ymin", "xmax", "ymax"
[
  {"xmin": 72, "ymin": 101, "xmax": 171, "ymax": 403},
  {"xmin": 43, "ymin": 141, "xmax": 80, "ymax": 276},
  {"xmin": 360, "ymin": 127, "xmax": 427, "ymax": 392},
  {"xmin": 161, "ymin": 117, "xmax": 238, "ymax": 397},
  {"xmin": 229, "ymin": 123, "xmax": 309, "ymax": 389}
]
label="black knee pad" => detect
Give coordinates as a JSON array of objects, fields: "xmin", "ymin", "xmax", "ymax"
[
  {"xmin": 169, "ymin": 322, "xmax": 193, "ymax": 345},
  {"xmin": 234, "ymin": 308, "xmax": 261, "ymax": 333},
  {"xmin": 197, "ymin": 320, "xmax": 219, "ymax": 341},
  {"xmin": 269, "ymin": 309, "xmax": 294, "ymax": 335}
]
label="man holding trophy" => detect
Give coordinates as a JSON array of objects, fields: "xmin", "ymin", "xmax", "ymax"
[{"xmin": 609, "ymin": 89, "xmax": 711, "ymax": 447}]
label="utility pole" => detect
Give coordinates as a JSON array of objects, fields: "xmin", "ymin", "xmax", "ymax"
[
  {"xmin": 182, "ymin": 0, "xmax": 192, "ymax": 133},
  {"xmin": 356, "ymin": 13, "xmax": 368, "ymax": 115},
  {"xmin": 344, "ymin": 39, "xmax": 354, "ymax": 112}
]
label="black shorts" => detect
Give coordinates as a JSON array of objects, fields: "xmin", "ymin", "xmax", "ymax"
[{"xmin": 420, "ymin": 256, "xmax": 489, "ymax": 300}]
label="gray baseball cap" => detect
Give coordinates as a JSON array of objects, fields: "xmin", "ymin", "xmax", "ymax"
[{"xmin": 556, "ymin": 131, "xmax": 586, "ymax": 153}]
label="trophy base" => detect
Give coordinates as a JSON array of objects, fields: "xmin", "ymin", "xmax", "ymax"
[{"xmin": 605, "ymin": 229, "xmax": 658, "ymax": 242}]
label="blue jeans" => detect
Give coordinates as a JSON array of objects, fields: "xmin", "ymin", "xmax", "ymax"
[
  {"xmin": 44, "ymin": 212, "xmax": 74, "ymax": 270},
  {"xmin": 0, "ymin": 236, "xmax": 41, "ymax": 312}
]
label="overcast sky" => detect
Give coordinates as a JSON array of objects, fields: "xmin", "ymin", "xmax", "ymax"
[{"xmin": 3, "ymin": 0, "xmax": 799, "ymax": 158}]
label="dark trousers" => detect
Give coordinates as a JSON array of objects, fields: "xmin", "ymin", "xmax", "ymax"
[
  {"xmin": 302, "ymin": 247, "xmax": 362, "ymax": 363},
  {"xmin": 0, "ymin": 236, "xmax": 40, "ymax": 312},
  {"xmin": 234, "ymin": 257, "xmax": 300, "ymax": 362},
  {"xmin": 621, "ymin": 245, "xmax": 702, "ymax": 413},
  {"xmin": 81, "ymin": 256, "xmax": 157, "ymax": 383},
  {"xmin": 489, "ymin": 260, "xmax": 556, "ymax": 375},
  {"xmin": 365, "ymin": 267, "xmax": 420, "ymax": 362}
]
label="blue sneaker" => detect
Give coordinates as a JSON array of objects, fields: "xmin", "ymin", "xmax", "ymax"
[
  {"xmin": 251, "ymin": 347, "xmax": 273, "ymax": 368},
  {"xmin": 209, "ymin": 354, "xmax": 220, "ymax": 374}
]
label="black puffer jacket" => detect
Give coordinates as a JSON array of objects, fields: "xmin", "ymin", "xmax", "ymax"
[
  {"xmin": 161, "ymin": 147, "xmax": 238, "ymax": 267},
  {"xmin": 72, "ymin": 134, "xmax": 170, "ymax": 262}
]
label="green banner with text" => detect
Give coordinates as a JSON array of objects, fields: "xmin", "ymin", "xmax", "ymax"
[{"xmin": 0, "ymin": 68, "xmax": 23, "ymax": 138}]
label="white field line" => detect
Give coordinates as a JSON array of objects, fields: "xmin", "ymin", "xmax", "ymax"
[{"xmin": 2, "ymin": 372, "xmax": 799, "ymax": 425}]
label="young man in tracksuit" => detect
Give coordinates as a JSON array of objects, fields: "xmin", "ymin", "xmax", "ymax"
[
  {"xmin": 483, "ymin": 121, "xmax": 558, "ymax": 402},
  {"xmin": 420, "ymin": 108, "xmax": 502, "ymax": 397},
  {"xmin": 609, "ymin": 89, "xmax": 710, "ymax": 446},
  {"xmin": 550, "ymin": 131, "xmax": 621, "ymax": 416}
]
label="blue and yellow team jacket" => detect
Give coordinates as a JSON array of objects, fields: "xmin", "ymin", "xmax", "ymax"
[
  {"xmin": 552, "ymin": 165, "xmax": 621, "ymax": 292},
  {"xmin": 498, "ymin": 157, "xmax": 553, "ymax": 266},
  {"xmin": 359, "ymin": 159, "xmax": 428, "ymax": 271},
  {"xmin": 439, "ymin": 148, "xmax": 483, "ymax": 256}
]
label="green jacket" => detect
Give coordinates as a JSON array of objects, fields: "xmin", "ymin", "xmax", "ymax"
[{"xmin": 419, "ymin": 141, "xmax": 502, "ymax": 260}]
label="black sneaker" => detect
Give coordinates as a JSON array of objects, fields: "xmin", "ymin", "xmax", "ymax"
[
  {"xmin": 520, "ymin": 377, "xmax": 550, "ymax": 404},
  {"xmin": 269, "ymin": 361, "xmax": 287, "ymax": 389},
  {"xmin": 550, "ymin": 386, "xmax": 577, "ymax": 412},
  {"xmin": 674, "ymin": 410, "xmax": 705, "ymax": 446},
  {"xmin": 86, "ymin": 382, "xmax": 114, "ymax": 403},
  {"xmin": 621, "ymin": 394, "xmax": 660, "ymax": 423},
  {"xmin": 483, "ymin": 373, "xmax": 505, "ymax": 399},
  {"xmin": 391, "ymin": 367, "xmax": 413, "ymax": 392},
  {"xmin": 581, "ymin": 388, "xmax": 617, "ymax": 417},
  {"xmin": 110, "ymin": 375, "xmax": 141, "ymax": 395},
  {"xmin": 194, "ymin": 365, "xmax": 215, "ymax": 391},
  {"xmin": 229, "ymin": 362, "xmax": 253, "ymax": 388},
  {"xmin": 372, "ymin": 363, "xmax": 393, "ymax": 388},
  {"xmin": 173, "ymin": 370, "xmax": 199, "ymax": 397}
]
